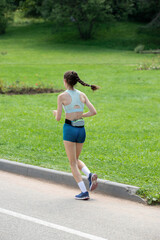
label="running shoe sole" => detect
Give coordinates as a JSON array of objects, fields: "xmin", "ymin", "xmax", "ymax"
[
  {"xmin": 89, "ymin": 174, "xmax": 98, "ymax": 191},
  {"xmin": 75, "ymin": 196, "xmax": 90, "ymax": 200}
]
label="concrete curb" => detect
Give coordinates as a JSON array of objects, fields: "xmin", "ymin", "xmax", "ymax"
[{"xmin": 0, "ymin": 159, "xmax": 145, "ymax": 204}]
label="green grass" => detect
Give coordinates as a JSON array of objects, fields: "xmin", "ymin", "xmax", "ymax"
[{"xmin": 0, "ymin": 19, "xmax": 160, "ymax": 204}]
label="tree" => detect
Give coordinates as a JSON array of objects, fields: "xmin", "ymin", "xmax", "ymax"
[
  {"xmin": 0, "ymin": 0, "xmax": 14, "ymax": 34},
  {"xmin": 41, "ymin": 0, "xmax": 113, "ymax": 39},
  {"xmin": 41, "ymin": 0, "xmax": 135, "ymax": 39}
]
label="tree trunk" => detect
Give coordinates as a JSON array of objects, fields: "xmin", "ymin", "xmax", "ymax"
[{"xmin": 76, "ymin": 21, "xmax": 93, "ymax": 40}]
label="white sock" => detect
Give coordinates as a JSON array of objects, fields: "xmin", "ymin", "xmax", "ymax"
[
  {"xmin": 81, "ymin": 166, "xmax": 90, "ymax": 178},
  {"xmin": 78, "ymin": 181, "xmax": 87, "ymax": 193}
]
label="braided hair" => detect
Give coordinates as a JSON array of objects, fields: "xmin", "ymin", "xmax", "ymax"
[{"xmin": 64, "ymin": 71, "xmax": 99, "ymax": 91}]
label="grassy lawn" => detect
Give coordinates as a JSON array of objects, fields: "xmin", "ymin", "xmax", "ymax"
[{"xmin": 0, "ymin": 20, "xmax": 160, "ymax": 204}]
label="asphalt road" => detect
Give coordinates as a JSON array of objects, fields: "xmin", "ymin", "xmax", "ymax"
[{"xmin": 0, "ymin": 171, "xmax": 160, "ymax": 240}]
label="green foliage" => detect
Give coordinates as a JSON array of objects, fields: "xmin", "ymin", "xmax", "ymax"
[
  {"xmin": 130, "ymin": 0, "xmax": 160, "ymax": 23},
  {"xmin": 20, "ymin": 0, "xmax": 43, "ymax": 17},
  {"xmin": 137, "ymin": 188, "xmax": 160, "ymax": 205},
  {"xmin": 111, "ymin": 0, "xmax": 134, "ymax": 20},
  {"xmin": 14, "ymin": 0, "xmax": 25, "ymax": 7},
  {"xmin": 0, "ymin": 0, "xmax": 8, "ymax": 34}
]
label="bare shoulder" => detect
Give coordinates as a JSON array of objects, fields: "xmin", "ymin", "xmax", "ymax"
[
  {"xmin": 58, "ymin": 91, "xmax": 67, "ymax": 100},
  {"xmin": 58, "ymin": 91, "xmax": 70, "ymax": 105},
  {"xmin": 79, "ymin": 91, "xmax": 87, "ymax": 103}
]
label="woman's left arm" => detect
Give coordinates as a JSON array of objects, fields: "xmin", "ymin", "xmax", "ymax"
[{"xmin": 53, "ymin": 94, "xmax": 63, "ymax": 121}]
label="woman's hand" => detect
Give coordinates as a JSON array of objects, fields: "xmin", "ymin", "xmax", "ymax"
[{"xmin": 53, "ymin": 110, "xmax": 57, "ymax": 117}]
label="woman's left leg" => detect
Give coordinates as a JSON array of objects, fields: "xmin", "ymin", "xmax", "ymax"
[{"xmin": 76, "ymin": 142, "xmax": 98, "ymax": 192}]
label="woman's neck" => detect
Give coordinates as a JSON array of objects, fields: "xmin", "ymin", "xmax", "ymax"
[{"xmin": 67, "ymin": 87, "xmax": 74, "ymax": 90}]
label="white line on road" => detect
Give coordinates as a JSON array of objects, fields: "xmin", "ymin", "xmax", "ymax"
[{"xmin": 0, "ymin": 207, "xmax": 108, "ymax": 240}]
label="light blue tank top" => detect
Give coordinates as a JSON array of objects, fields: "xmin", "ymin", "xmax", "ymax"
[{"xmin": 63, "ymin": 89, "xmax": 84, "ymax": 113}]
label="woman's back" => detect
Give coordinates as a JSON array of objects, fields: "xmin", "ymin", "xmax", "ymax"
[
  {"xmin": 62, "ymin": 89, "xmax": 86, "ymax": 121},
  {"xmin": 63, "ymin": 89, "xmax": 84, "ymax": 113}
]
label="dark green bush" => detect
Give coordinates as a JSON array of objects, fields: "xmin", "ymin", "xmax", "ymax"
[
  {"xmin": 0, "ymin": 0, "xmax": 8, "ymax": 34},
  {"xmin": 129, "ymin": 0, "xmax": 160, "ymax": 23},
  {"xmin": 20, "ymin": 0, "xmax": 43, "ymax": 17}
]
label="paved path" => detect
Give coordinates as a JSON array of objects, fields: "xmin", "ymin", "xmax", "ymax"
[{"xmin": 0, "ymin": 171, "xmax": 160, "ymax": 240}]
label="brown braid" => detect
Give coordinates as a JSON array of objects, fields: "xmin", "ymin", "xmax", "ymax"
[
  {"xmin": 77, "ymin": 78, "xmax": 99, "ymax": 91},
  {"xmin": 64, "ymin": 70, "xmax": 99, "ymax": 91},
  {"xmin": 77, "ymin": 78, "xmax": 91, "ymax": 87}
]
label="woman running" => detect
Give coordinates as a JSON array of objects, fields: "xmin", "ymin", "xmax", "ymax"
[{"xmin": 53, "ymin": 71, "xmax": 99, "ymax": 200}]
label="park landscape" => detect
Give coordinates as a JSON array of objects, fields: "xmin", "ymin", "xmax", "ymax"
[{"xmin": 0, "ymin": 1, "xmax": 160, "ymax": 204}]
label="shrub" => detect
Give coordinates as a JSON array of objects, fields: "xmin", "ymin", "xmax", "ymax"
[
  {"xmin": 137, "ymin": 56, "xmax": 160, "ymax": 70},
  {"xmin": 134, "ymin": 44, "xmax": 145, "ymax": 53},
  {"xmin": 0, "ymin": 80, "xmax": 63, "ymax": 95}
]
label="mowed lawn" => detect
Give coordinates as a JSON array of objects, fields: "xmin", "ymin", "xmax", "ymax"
[{"xmin": 0, "ymin": 21, "xmax": 160, "ymax": 203}]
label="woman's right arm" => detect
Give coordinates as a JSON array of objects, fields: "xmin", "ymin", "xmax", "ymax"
[
  {"xmin": 53, "ymin": 94, "xmax": 63, "ymax": 121},
  {"xmin": 82, "ymin": 94, "xmax": 97, "ymax": 118}
]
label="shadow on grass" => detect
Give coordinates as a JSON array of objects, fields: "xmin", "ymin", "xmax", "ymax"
[{"xmin": 2, "ymin": 21, "xmax": 160, "ymax": 52}]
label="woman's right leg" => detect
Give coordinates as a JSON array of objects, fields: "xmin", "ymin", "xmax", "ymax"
[
  {"xmin": 76, "ymin": 143, "xmax": 91, "ymax": 177},
  {"xmin": 63, "ymin": 140, "xmax": 82, "ymax": 183}
]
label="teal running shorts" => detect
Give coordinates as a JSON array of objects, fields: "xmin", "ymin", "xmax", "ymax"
[{"xmin": 63, "ymin": 123, "xmax": 86, "ymax": 143}]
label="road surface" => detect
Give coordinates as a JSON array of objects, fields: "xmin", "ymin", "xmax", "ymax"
[{"xmin": 0, "ymin": 171, "xmax": 160, "ymax": 240}]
